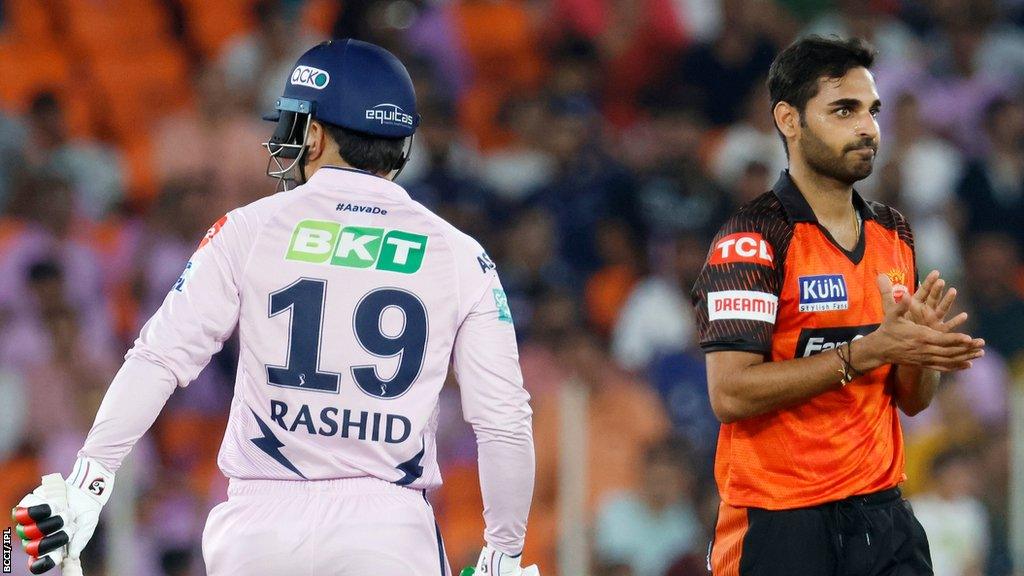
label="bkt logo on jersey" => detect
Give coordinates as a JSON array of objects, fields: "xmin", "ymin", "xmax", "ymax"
[
  {"xmin": 798, "ymin": 274, "xmax": 849, "ymax": 312},
  {"xmin": 796, "ymin": 324, "xmax": 879, "ymax": 357},
  {"xmin": 365, "ymin": 103, "xmax": 415, "ymax": 127},
  {"xmin": 286, "ymin": 219, "xmax": 428, "ymax": 274},
  {"xmin": 290, "ymin": 65, "xmax": 330, "ymax": 89},
  {"xmin": 709, "ymin": 233, "xmax": 774, "ymax": 266}
]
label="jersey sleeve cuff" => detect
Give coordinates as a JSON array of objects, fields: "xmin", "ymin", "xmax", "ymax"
[{"xmin": 700, "ymin": 341, "xmax": 771, "ymax": 355}]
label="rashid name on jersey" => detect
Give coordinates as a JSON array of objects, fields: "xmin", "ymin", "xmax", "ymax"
[{"xmin": 78, "ymin": 167, "xmax": 534, "ymax": 551}]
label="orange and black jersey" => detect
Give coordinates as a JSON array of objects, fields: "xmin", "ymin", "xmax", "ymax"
[{"xmin": 691, "ymin": 171, "xmax": 917, "ymax": 510}]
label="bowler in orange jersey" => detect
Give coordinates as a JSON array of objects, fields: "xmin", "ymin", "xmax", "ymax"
[{"xmin": 691, "ymin": 36, "xmax": 985, "ymax": 576}]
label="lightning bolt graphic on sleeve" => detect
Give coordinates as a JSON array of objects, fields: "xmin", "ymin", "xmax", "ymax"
[{"xmin": 250, "ymin": 409, "xmax": 307, "ymax": 479}]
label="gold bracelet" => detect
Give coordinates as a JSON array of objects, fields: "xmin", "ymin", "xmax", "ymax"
[
  {"xmin": 834, "ymin": 346, "xmax": 853, "ymax": 386},
  {"xmin": 841, "ymin": 342, "xmax": 864, "ymax": 377},
  {"xmin": 834, "ymin": 343, "xmax": 862, "ymax": 386}
]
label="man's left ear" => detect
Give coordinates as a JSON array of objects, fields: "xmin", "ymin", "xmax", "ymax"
[{"xmin": 305, "ymin": 121, "xmax": 324, "ymax": 162}]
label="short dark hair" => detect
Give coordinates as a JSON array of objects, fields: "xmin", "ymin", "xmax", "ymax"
[
  {"xmin": 30, "ymin": 91, "xmax": 62, "ymax": 117},
  {"xmin": 983, "ymin": 96, "xmax": 1018, "ymax": 132},
  {"xmin": 643, "ymin": 436, "xmax": 694, "ymax": 468},
  {"xmin": 929, "ymin": 445, "xmax": 978, "ymax": 478},
  {"xmin": 28, "ymin": 259, "xmax": 63, "ymax": 284},
  {"xmin": 767, "ymin": 35, "xmax": 876, "ymax": 149},
  {"xmin": 320, "ymin": 121, "xmax": 407, "ymax": 175}
]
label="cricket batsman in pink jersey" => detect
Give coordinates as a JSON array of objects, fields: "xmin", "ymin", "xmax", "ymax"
[{"xmin": 13, "ymin": 39, "xmax": 538, "ymax": 576}]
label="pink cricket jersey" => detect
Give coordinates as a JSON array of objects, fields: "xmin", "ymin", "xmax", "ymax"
[{"xmin": 80, "ymin": 167, "xmax": 535, "ymax": 554}]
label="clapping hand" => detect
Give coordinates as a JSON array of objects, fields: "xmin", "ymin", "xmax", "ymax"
[
  {"xmin": 869, "ymin": 273, "xmax": 984, "ymax": 372},
  {"xmin": 903, "ymin": 270, "xmax": 970, "ymax": 336}
]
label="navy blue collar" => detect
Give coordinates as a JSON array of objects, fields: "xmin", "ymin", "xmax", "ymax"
[
  {"xmin": 771, "ymin": 170, "xmax": 877, "ymax": 225},
  {"xmin": 320, "ymin": 165, "xmax": 384, "ymax": 179}
]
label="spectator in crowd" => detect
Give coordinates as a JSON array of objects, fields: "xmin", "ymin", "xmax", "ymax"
[
  {"xmin": 646, "ymin": 347, "xmax": 718, "ymax": 468},
  {"xmin": 0, "ymin": 110, "xmax": 26, "ymax": 212},
  {"xmin": 611, "ymin": 233, "xmax": 700, "ymax": 371},
  {"xmin": 911, "ymin": 446, "xmax": 990, "ymax": 576},
  {"xmin": 477, "ymin": 95, "xmax": 555, "ymax": 207},
  {"xmin": 585, "ymin": 219, "xmax": 642, "ymax": 335},
  {"xmin": 957, "ymin": 97, "xmax": 1024, "ymax": 249},
  {"xmin": 923, "ymin": 0, "xmax": 1024, "ymax": 87},
  {"xmin": 903, "ymin": 350, "xmax": 1011, "ymax": 438},
  {"xmin": 546, "ymin": 38, "xmax": 604, "ymax": 104},
  {"xmin": 16, "ymin": 260, "xmax": 117, "ymax": 471},
  {"xmin": 884, "ymin": 9, "xmax": 1014, "ymax": 156},
  {"xmin": 979, "ymin": 428, "xmax": 1014, "ymax": 576},
  {"xmin": 404, "ymin": 4, "xmax": 473, "ymax": 100},
  {"xmin": 548, "ymin": 0, "xmax": 690, "ymax": 122},
  {"xmin": 709, "ymin": 80, "xmax": 788, "ymax": 194},
  {"xmin": 532, "ymin": 97, "xmax": 637, "ymax": 274},
  {"xmin": 664, "ymin": 0, "xmax": 777, "ymax": 126},
  {"xmin": 962, "ymin": 232, "xmax": 1024, "ymax": 361},
  {"xmin": 398, "ymin": 97, "xmax": 487, "ymax": 216},
  {"xmin": 530, "ymin": 329, "xmax": 671, "ymax": 573},
  {"xmin": 499, "ymin": 209, "xmax": 578, "ymax": 338},
  {"xmin": 444, "ymin": 0, "xmax": 545, "ymax": 151},
  {"xmin": 518, "ymin": 289, "xmax": 586, "ymax": 402},
  {"xmin": 22, "ymin": 92, "xmax": 125, "ymax": 220},
  {"xmin": 594, "ymin": 437, "xmax": 704, "ymax": 576},
  {"xmin": 152, "ymin": 65, "xmax": 270, "ymax": 209},
  {"xmin": 219, "ymin": 0, "xmax": 323, "ymax": 112},
  {"xmin": 803, "ymin": 0, "xmax": 922, "ymax": 67},
  {"xmin": 0, "ymin": 176, "xmax": 114, "ymax": 369},
  {"xmin": 868, "ymin": 92, "xmax": 964, "ymax": 278},
  {"xmin": 0, "ymin": 364, "xmax": 26, "ymax": 462},
  {"xmin": 631, "ymin": 100, "xmax": 731, "ymax": 242},
  {"xmin": 903, "ymin": 381, "xmax": 986, "ymax": 495}
]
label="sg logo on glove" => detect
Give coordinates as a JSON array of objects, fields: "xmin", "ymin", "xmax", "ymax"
[{"xmin": 87, "ymin": 479, "xmax": 105, "ymax": 497}]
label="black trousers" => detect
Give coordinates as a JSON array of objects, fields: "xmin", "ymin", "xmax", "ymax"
[{"xmin": 713, "ymin": 488, "xmax": 933, "ymax": 576}]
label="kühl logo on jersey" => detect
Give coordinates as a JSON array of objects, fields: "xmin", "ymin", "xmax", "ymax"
[
  {"xmin": 798, "ymin": 274, "xmax": 849, "ymax": 312},
  {"xmin": 286, "ymin": 219, "xmax": 428, "ymax": 274}
]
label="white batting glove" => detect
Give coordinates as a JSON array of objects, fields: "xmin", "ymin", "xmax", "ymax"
[
  {"xmin": 464, "ymin": 545, "xmax": 540, "ymax": 576},
  {"xmin": 12, "ymin": 457, "xmax": 113, "ymax": 574}
]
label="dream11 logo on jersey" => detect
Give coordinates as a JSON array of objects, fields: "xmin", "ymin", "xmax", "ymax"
[
  {"xmin": 709, "ymin": 233, "xmax": 775, "ymax": 266},
  {"xmin": 707, "ymin": 290, "xmax": 779, "ymax": 324}
]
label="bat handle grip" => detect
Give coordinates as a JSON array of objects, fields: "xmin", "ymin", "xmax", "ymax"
[
  {"xmin": 61, "ymin": 558, "xmax": 84, "ymax": 576},
  {"xmin": 40, "ymin": 474, "xmax": 85, "ymax": 576}
]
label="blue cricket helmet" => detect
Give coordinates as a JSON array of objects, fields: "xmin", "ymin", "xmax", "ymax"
[{"xmin": 263, "ymin": 39, "xmax": 420, "ymax": 187}]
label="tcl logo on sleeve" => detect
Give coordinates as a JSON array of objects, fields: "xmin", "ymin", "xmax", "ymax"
[{"xmin": 709, "ymin": 233, "xmax": 775, "ymax": 266}]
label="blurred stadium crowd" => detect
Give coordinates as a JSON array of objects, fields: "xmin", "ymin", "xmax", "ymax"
[{"xmin": 1, "ymin": 0, "xmax": 1023, "ymax": 574}]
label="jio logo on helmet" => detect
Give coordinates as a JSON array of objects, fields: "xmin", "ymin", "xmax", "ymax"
[{"xmin": 291, "ymin": 66, "xmax": 330, "ymax": 90}]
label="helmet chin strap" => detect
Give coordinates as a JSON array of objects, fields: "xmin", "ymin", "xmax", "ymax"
[
  {"xmin": 389, "ymin": 133, "xmax": 415, "ymax": 181},
  {"xmin": 298, "ymin": 152, "xmax": 310, "ymax": 185}
]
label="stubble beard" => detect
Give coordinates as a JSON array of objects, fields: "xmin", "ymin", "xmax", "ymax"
[{"xmin": 798, "ymin": 121, "xmax": 877, "ymax": 186}]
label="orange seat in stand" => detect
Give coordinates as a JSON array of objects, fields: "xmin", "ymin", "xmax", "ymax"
[
  {"xmin": 64, "ymin": 0, "xmax": 171, "ymax": 58},
  {"xmin": 0, "ymin": 41, "xmax": 70, "ymax": 110},
  {"xmin": 2, "ymin": 0, "xmax": 54, "ymax": 41},
  {"xmin": 88, "ymin": 45, "xmax": 191, "ymax": 139},
  {"xmin": 180, "ymin": 0, "xmax": 255, "ymax": 58}
]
